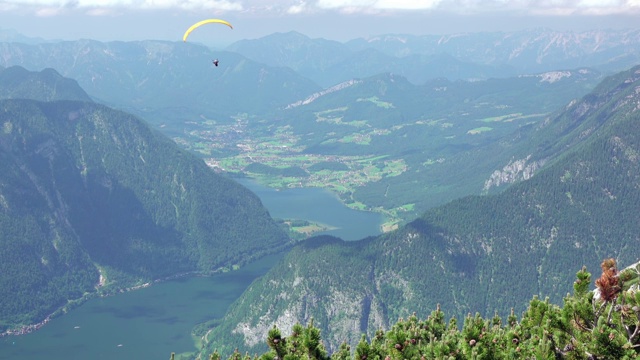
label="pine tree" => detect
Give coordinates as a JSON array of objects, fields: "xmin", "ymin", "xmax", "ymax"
[{"xmin": 183, "ymin": 259, "xmax": 640, "ymax": 360}]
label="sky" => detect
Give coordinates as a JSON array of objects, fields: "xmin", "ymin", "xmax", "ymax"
[{"xmin": 1, "ymin": 0, "xmax": 640, "ymax": 45}]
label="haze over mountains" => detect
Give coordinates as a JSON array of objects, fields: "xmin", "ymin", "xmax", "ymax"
[
  {"xmin": 2, "ymin": 28, "xmax": 640, "ymax": 116},
  {"xmin": 227, "ymin": 29, "xmax": 640, "ymax": 86},
  {"xmin": 0, "ymin": 66, "xmax": 289, "ymax": 333},
  {"xmin": 275, "ymin": 69, "xmax": 603, "ymax": 218},
  {"xmin": 1, "ymin": 29, "xmax": 637, "ymax": 226},
  {"xmin": 0, "ymin": 40, "xmax": 320, "ymax": 125},
  {"xmin": 0, "ymin": 27, "xmax": 639, "ymax": 359},
  {"xmin": 199, "ymin": 64, "xmax": 640, "ymax": 356}
]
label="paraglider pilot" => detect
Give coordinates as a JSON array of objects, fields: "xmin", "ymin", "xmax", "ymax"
[{"xmin": 212, "ymin": 59, "xmax": 219, "ymax": 67}]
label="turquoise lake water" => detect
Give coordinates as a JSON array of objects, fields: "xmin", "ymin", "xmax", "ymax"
[
  {"xmin": 0, "ymin": 178, "xmax": 383, "ymax": 359},
  {"xmin": 0, "ymin": 254, "xmax": 282, "ymax": 360},
  {"xmin": 236, "ymin": 177, "xmax": 384, "ymax": 241}
]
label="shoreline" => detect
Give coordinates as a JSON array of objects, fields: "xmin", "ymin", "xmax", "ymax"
[
  {"xmin": 0, "ymin": 270, "xmax": 204, "ymax": 338},
  {"xmin": 0, "ymin": 247, "xmax": 291, "ymax": 338}
]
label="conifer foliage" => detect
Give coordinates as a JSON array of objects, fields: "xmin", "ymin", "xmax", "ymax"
[{"xmin": 187, "ymin": 259, "xmax": 639, "ymax": 360}]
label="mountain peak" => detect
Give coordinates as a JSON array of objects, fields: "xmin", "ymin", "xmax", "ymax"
[{"xmin": 0, "ymin": 65, "xmax": 92, "ymax": 102}]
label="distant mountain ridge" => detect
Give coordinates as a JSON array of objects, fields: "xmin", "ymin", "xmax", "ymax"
[
  {"xmin": 0, "ymin": 67, "xmax": 291, "ymax": 333},
  {"xmin": 226, "ymin": 31, "xmax": 510, "ymax": 87},
  {"xmin": 227, "ymin": 29, "xmax": 640, "ymax": 87},
  {"xmin": 198, "ymin": 65, "xmax": 640, "ymax": 356},
  {"xmin": 346, "ymin": 28, "xmax": 640, "ymax": 70},
  {"xmin": 0, "ymin": 32, "xmax": 617, "ymax": 227},
  {"xmin": 0, "ymin": 66, "xmax": 92, "ymax": 102},
  {"xmin": 0, "ymin": 28, "xmax": 49, "ymax": 44},
  {"xmin": 0, "ymin": 40, "xmax": 321, "ymax": 129},
  {"xmin": 484, "ymin": 65, "xmax": 640, "ymax": 192}
]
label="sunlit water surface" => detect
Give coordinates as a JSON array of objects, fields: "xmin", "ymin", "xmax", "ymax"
[
  {"xmin": 1, "ymin": 179, "xmax": 382, "ymax": 359},
  {"xmin": 0, "ymin": 254, "xmax": 282, "ymax": 360},
  {"xmin": 236, "ymin": 177, "xmax": 383, "ymax": 241}
]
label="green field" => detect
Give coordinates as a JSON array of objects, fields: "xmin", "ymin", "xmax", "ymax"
[{"xmin": 171, "ymin": 74, "xmax": 593, "ymax": 228}]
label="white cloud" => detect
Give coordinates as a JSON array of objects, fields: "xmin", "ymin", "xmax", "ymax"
[
  {"xmin": 374, "ymin": 0, "xmax": 442, "ymax": 9},
  {"xmin": 2, "ymin": 0, "xmax": 242, "ymax": 12},
  {"xmin": 315, "ymin": 0, "xmax": 372, "ymax": 8},
  {"xmin": 2, "ymin": 0, "xmax": 640, "ymax": 15},
  {"xmin": 286, "ymin": 2, "xmax": 308, "ymax": 14},
  {"xmin": 316, "ymin": 0, "xmax": 442, "ymax": 10},
  {"xmin": 523, "ymin": 0, "xmax": 640, "ymax": 15},
  {"xmin": 85, "ymin": 7, "xmax": 118, "ymax": 14},
  {"xmin": 296, "ymin": 0, "xmax": 640, "ymax": 16},
  {"xmin": 35, "ymin": 6, "xmax": 63, "ymax": 15},
  {"xmin": 135, "ymin": 0, "xmax": 243, "ymax": 10},
  {"xmin": 578, "ymin": 0, "xmax": 618, "ymax": 6}
]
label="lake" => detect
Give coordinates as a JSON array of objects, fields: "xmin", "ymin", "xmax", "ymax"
[
  {"xmin": 236, "ymin": 177, "xmax": 384, "ymax": 241},
  {"xmin": 0, "ymin": 179, "xmax": 383, "ymax": 359},
  {"xmin": 0, "ymin": 254, "xmax": 282, "ymax": 360}
]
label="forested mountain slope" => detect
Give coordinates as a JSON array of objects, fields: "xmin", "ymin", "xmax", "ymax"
[
  {"xmin": 189, "ymin": 259, "xmax": 640, "ymax": 359},
  {"xmin": 484, "ymin": 64, "xmax": 640, "ymax": 191},
  {"xmin": 0, "ymin": 67, "xmax": 290, "ymax": 333},
  {"xmin": 273, "ymin": 68, "xmax": 602, "ymax": 221},
  {"xmin": 0, "ymin": 66, "xmax": 91, "ymax": 102},
  {"xmin": 197, "ymin": 66, "xmax": 640, "ymax": 356},
  {"xmin": 0, "ymin": 39, "xmax": 610, "ymax": 228},
  {"xmin": 0, "ymin": 40, "xmax": 321, "ymax": 131}
]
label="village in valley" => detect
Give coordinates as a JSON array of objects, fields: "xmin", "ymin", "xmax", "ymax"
[{"xmin": 173, "ymin": 112, "xmax": 411, "ymax": 233}]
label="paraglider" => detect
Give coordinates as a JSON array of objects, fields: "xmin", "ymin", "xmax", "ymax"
[
  {"xmin": 183, "ymin": 19, "xmax": 233, "ymax": 68},
  {"xmin": 182, "ymin": 19, "xmax": 233, "ymax": 42}
]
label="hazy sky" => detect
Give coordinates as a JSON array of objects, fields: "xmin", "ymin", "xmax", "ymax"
[{"xmin": 1, "ymin": 0, "xmax": 639, "ymax": 44}]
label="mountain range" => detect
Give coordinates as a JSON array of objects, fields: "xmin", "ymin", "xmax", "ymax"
[
  {"xmin": 0, "ymin": 28, "xmax": 639, "ymax": 358},
  {"xmin": 0, "ymin": 39, "xmax": 321, "ymax": 137},
  {"xmin": 2, "ymin": 29, "xmax": 634, "ymax": 227},
  {"xmin": 196, "ymin": 65, "xmax": 640, "ymax": 357},
  {"xmin": 271, "ymin": 68, "xmax": 604, "ymax": 218},
  {"xmin": 228, "ymin": 29, "xmax": 640, "ymax": 87},
  {"xmin": 0, "ymin": 66, "xmax": 290, "ymax": 333},
  {"xmin": 2, "ymin": 28, "xmax": 640, "ymax": 122}
]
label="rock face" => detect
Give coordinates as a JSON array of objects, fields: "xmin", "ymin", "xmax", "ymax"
[{"xmin": 483, "ymin": 155, "xmax": 546, "ymax": 192}]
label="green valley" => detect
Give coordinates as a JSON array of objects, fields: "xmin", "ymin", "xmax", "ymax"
[
  {"xmin": 0, "ymin": 37, "xmax": 615, "ymax": 231},
  {"xmin": 2, "ymin": 29, "xmax": 640, "ymax": 360},
  {"xmin": 195, "ymin": 65, "xmax": 640, "ymax": 358},
  {"xmin": 174, "ymin": 71, "xmax": 601, "ymax": 230}
]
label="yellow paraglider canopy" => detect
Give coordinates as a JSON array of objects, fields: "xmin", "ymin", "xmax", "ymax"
[{"xmin": 183, "ymin": 19, "xmax": 233, "ymax": 42}]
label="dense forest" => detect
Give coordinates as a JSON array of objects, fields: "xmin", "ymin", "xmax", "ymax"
[
  {"xmin": 177, "ymin": 259, "xmax": 640, "ymax": 360},
  {"xmin": 0, "ymin": 67, "xmax": 291, "ymax": 333},
  {"xmin": 0, "ymin": 66, "xmax": 92, "ymax": 102},
  {"xmin": 1, "ymin": 37, "xmax": 639, "ymax": 360},
  {"xmin": 276, "ymin": 70, "xmax": 603, "ymax": 218},
  {"xmin": 195, "ymin": 65, "xmax": 640, "ymax": 357}
]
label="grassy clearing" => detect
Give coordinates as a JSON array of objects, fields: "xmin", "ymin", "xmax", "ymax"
[
  {"xmin": 357, "ymin": 96, "xmax": 395, "ymax": 109},
  {"xmin": 467, "ymin": 126, "xmax": 493, "ymax": 134},
  {"xmin": 340, "ymin": 133, "xmax": 371, "ymax": 145}
]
